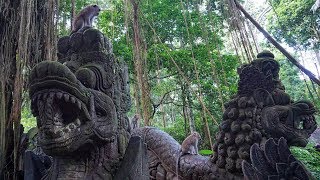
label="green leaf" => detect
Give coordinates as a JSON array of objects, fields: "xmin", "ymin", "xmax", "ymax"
[{"xmin": 199, "ymin": 149, "xmax": 213, "ymax": 156}]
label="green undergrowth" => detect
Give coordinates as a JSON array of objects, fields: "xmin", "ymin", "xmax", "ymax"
[
  {"xmin": 21, "ymin": 103, "xmax": 37, "ymax": 133},
  {"xmin": 291, "ymin": 143, "xmax": 320, "ymax": 179},
  {"xmin": 199, "ymin": 149, "xmax": 213, "ymax": 156}
]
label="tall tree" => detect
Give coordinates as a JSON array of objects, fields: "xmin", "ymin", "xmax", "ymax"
[
  {"xmin": 0, "ymin": 0, "xmax": 58, "ymax": 179},
  {"xmin": 130, "ymin": 0, "xmax": 153, "ymax": 125}
]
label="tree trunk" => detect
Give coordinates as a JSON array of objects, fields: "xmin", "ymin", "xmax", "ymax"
[
  {"xmin": 155, "ymin": 48, "xmax": 166, "ymax": 128},
  {"xmin": 124, "ymin": 0, "xmax": 131, "ymax": 44},
  {"xmin": 186, "ymin": 88, "xmax": 196, "ymax": 133},
  {"xmin": 130, "ymin": 0, "xmax": 153, "ymax": 125},
  {"xmin": 201, "ymin": 113, "xmax": 213, "ymax": 151},
  {"xmin": 71, "ymin": 0, "xmax": 75, "ymax": 30},
  {"xmin": 0, "ymin": 0, "xmax": 58, "ymax": 179},
  {"xmin": 246, "ymin": 20, "xmax": 259, "ymax": 54},
  {"xmin": 230, "ymin": 31, "xmax": 243, "ymax": 64},
  {"xmin": 0, "ymin": 1, "xmax": 21, "ymax": 178},
  {"xmin": 181, "ymin": 84, "xmax": 188, "ymax": 133},
  {"xmin": 133, "ymin": 77, "xmax": 142, "ymax": 116}
]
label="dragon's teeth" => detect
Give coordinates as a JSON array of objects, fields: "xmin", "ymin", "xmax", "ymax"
[
  {"xmin": 71, "ymin": 96, "xmax": 76, "ymax": 104},
  {"xmin": 64, "ymin": 94, "xmax": 70, "ymax": 102},
  {"xmin": 49, "ymin": 92, "xmax": 55, "ymax": 98},
  {"xmin": 57, "ymin": 92, "xmax": 63, "ymax": 99},
  {"xmin": 43, "ymin": 92, "xmax": 48, "ymax": 99},
  {"xmin": 77, "ymin": 100, "xmax": 81, "ymax": 109}
]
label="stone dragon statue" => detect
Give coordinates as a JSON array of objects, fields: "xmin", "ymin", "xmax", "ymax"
[{"xmin": 28, "ymin": 28, "xmax": 317, "ymax": 179}]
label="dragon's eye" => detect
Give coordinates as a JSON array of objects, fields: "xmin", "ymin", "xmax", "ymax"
[{"xmin": 75, "ymin": 68, "xmax": 97, "ymax": 89}]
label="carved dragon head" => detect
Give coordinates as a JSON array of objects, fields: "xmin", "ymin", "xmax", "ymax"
[
  {"xmin": 29, "ymin": 60, "xmax": 117, "ymax": 155},
  {"xmin": 29, "ymin": 28, "xmax": 131, "ymax": 160}
]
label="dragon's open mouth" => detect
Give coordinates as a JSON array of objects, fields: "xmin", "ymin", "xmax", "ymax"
[
  {"xmin": 278, "ymin": 109, "xmax": 315, "ymax": 132},
  {"xmin": 31, "ymin": 88, "xmax": 93, "ymax": 151},
  {"xmin": 262, "ymin": 101, "xmax": 317, "ymax": 147}
]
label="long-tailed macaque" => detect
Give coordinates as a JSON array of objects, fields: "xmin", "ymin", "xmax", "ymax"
[
  {"xmin": 72, "ymin": 5, "xmax": 101, "ymax": 33},
  {"xmin": 175, "ymin": 131, "xmax": 201, "ymax": 179},
  {"xmin": 130, "ymin": 114, "xmax": 140, "ymax": 130}
]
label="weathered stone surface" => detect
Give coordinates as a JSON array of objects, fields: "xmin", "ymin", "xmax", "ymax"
[
  {"xmin": 29, "ymin": 26, "xmax": 317, "ymax": 180},
  {"xmin": 29, "ymin": 27, "xmax": 131, "ymax": 179},
  {"xmin": 310, "ymin": 128, "xmax": 320, "ymax": 143},
  {"xmin": 242, "ymin": 138, "xmax": 314, "ymax": 180},
  {"xmin": 114, "ymin": 136, "xmax": 149, "ymax": 180}
]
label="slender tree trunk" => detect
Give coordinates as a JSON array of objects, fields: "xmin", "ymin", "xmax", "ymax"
[
  {"xmin": 230, "ymin": 31, "xmax": 243, "ymax": 64},
  {"xmin": 71, "ymin": 0, "xmax": 75, "ymax": 30},
  {"xmin": 58, "ymin": 1, "xmax": 66, "ymax": 34},
  {"xmin": 0, "ymin": 1, "xmax": 21, "ymax": 178},
  {"xmin": 45, "ymin": 0, "xmax": 58, "ymax": 61},
  {"xmin": 232, "ymin": 30, "xmax": 246, "ymax": 63},
  {"xmin": 181, "ymin": 84, "xmax": 188, "ymax": 133},
  {"xmin": 155, "ymin": 47, "xmax": 166, "ymax": 128},
  {"xmin": 130, "ymin": 0, "xmax": 152, "ymax": 125},
  {"xmin": 201, "ymin": 113, "xmax": 213, "ymax": 150},
  {"xmin": 246, "ymin": 20, "xmax": 259, "ymax": 54},
  {"xmin": 0, "ymin": 81, "xmax": 7, "ymax": 178},
  {"xmin": 186, "ymin": 88, "xmax": 196, "ymax": 133},
  {"xmin": 241, "ymin": 20, "xmax": 255, "ymax": 59},
  {"xmin": 124, "ymin": 0, "xmax": 131, "ymax": 44},
  {"xmin": 133, "ymin": 78, "xmax": 142, "ymax": 116},
  {"xmin": 0, "ymin": 0, "xmax": 58, "ymax": 178}
]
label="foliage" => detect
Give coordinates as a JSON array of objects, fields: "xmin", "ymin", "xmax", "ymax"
[
  {"xmin": 21, "ymin": 101, "xmax": 37, "ymax": 133},
  {"xmin": 267, "ymin": 0, "xmax": 319, "ymax": 49},
  {"xmin": 199, "ymin": 149, "xmax": 213, "ymax": 156},
  {"xmin": 278, "ymin": 58, "xmax": 309, "ymax": 101},
  {"xmin": 291, "ymin": 143, "xmax": 320, "ymax": 179},
  {"xmin": 159, "ymin": 111, "xmax": 220, "ymax": 150}
]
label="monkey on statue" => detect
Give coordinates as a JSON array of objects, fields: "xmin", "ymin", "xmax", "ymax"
[
  {"xmin": 72, "ymin": 4, "xmax": 101, "ymax": 33},
  {"xmin": 130, "ymin": 114, "xmax": 140, "ymax": 130},
  {"xmin": 175, "ymin": 131, "xmax": 201, "ymax": 179}
]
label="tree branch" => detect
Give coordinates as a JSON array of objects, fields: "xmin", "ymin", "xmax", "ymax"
[
  {"xmin": 148, "ymin": 88, "xmax": 179, "ymax": 120},
  {"xmin": 148, "ymin": 73, "xmax": 178, "ymax": 81},
  {"xmin": 234, "ymin": 0, "xmax": 320, "ymax": 86}
]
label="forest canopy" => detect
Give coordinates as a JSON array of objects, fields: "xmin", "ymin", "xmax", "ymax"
[{"xmin": 1, "ymin": 0, "xmax": 320, "ymax": 179}]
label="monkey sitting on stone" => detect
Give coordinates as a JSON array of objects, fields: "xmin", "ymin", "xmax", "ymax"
[
  {"xmin": 130, "ymin": 114, "xmax": 140, "ymax": 130},
  {"xmin": 175, "ymin": 131, "xmax": 201, "ymax": 179},
  {"xmin": 72, "ymin": 4, "xmax": 101, "ymax": 33}
]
